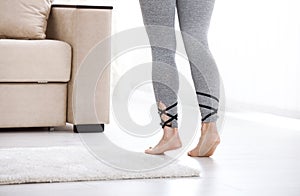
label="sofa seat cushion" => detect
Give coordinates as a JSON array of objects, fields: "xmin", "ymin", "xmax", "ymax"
[{"xmin": 0, "ymin": 39, "xmax": 71, "ymax": 82}]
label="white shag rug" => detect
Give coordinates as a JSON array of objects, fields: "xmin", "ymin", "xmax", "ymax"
[{"xmin": 0, "ymin": 146, "xmax": 199, "ymax": 185}]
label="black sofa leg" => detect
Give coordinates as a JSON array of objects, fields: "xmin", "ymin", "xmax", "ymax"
[
  {"xmin": 48, "ymin": 127, "xmax": 55, "ymax": 132},
  {"xmin": 73, "ymin": 124, "xmax": 104, "ymax": 133}
]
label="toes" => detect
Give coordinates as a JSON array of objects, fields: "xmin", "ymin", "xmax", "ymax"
[
  {"xmin": 145, "ymin": 147, "xmax": 152, "ymax": 152},
  {"xmin": 145, "ymin": 149, "xmax": 152, "ymax": 154},
  {"xmin": 145, "ymin": 147, "xmax": 154, "ymax": 154},
  {"xmin": 145, "ymin": 148, "xmax": 165, "ymax": 155},
  {"xmin": 187, "ymin": 149, "xmax": 199, "ymax": 157}
]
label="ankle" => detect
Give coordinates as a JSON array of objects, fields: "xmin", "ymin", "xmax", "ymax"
[
  {"xmin": 163, "ymin": 127, "xmax": 178, "ymax": 139},
  {"xmin": 201, "ymin": 122, "xmax": 217, "ymax": 133}
]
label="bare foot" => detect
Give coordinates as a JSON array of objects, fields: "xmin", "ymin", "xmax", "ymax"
[
  {"xmin": 188, "ymin": 122, "xmax": 220, "ymax": 157},
  {"xmin": 145, "ymin": 127, "xmax": 182, "ymax": 155}
]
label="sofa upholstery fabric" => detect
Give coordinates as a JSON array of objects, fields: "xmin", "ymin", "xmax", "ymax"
[
  {"xmin": 0, "ymin": 39, "xmax": 71, "ymax": 82},
  {"xmin": 0, "ymin": 0, "xmax": 52, "ymax": 39},
  {"xmin": 0, "ymin": 83, "xmax": 67, "ymax": 128},
  {"xmin": 47, "ymin": 7, "xmax": 112, "ymax": 124}
]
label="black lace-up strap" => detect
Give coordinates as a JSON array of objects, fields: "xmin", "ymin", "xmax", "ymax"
[
  {"xmin": 197, "ymin": 92, "xmax": 219, "ymax": 121},
  {"xmin": 158, "ymin": 102, "xmax": 178, "ymax": 128},
  {"xmin": 196, "ymin": 92, "xmax": 219, "ymax": 102}
]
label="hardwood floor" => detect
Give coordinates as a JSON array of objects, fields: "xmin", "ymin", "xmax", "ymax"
[{"xmin": 0, "ymin": 111, "xmax": 300, "ymax": 196}]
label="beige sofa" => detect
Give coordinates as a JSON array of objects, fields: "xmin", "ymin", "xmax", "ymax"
[{"xmin": 0, "ymin": 4, "xmax": 113, "ymax": 132}]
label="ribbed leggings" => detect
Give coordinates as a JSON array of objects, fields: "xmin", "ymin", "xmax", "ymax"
[{"xmin": 139, "ymin": 0, "xmax": 220, "ymax": 128}]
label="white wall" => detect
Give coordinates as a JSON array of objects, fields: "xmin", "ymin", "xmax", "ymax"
[{"xmin": 210, "ymin": 0, "xmax": 300, "ymax": 118}]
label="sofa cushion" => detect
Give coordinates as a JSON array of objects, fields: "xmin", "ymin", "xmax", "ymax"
[
  {"xmin": 0, "ymin": 39, "xmax": 71, "ymax": 82},
  {"xmin": 0, "ymin": 0, "xmax": 52, "ymax": 39}
]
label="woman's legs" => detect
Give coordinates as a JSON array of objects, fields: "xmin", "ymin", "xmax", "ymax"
[
  {"xmin": 139, "ymin": 0, "xmax": 221, "ymax": 156},
  {"xmin": 177, "ymin": 0, "xmax": 220, "ymax": 156},
  {"xmin": 139, "ymin": 0, "xmax": 182, "ymax": 154}
]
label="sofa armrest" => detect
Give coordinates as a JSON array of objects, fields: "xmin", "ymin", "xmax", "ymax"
[{"xmin": 46, "ymin": 4, "xmax": 112, "ymax": 125}]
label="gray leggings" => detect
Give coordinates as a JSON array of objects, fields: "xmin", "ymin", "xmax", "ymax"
[{"xmin": 139, "ymin": 0, "xmax": 220, "ymax": 128}]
